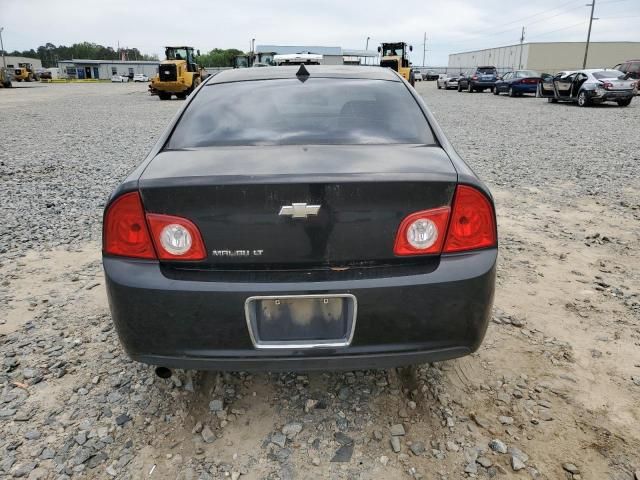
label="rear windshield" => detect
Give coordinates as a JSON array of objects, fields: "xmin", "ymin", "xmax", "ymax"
[
  {"xmin": 166, "ymin": 78, "xmax": 436, "ymax": 148},
  {"xmin": 477, "ymin": 67, "xmax": 496, "ymax": 74},
  {"xmin": 592, "ymin": 70, "xmax": 624, "ymax": 79},
  {"xmin": 515, "ymin": 70, "xmax": 540, "ymax": 78}
]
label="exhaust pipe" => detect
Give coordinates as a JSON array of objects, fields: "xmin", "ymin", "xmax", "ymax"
[{"xmin": 155, "ymin": 367, "xmax": 172, "ymax": 379}]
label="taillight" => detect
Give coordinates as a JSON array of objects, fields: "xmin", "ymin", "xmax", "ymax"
[
  {"xmin": 443, "ymin": 185, "xmax": 496, "ymax": 253},
  {"xmin": 146, "ymin": 214, "xmax": 207, "ymax": 260},
  {"xmin": 603, "ymin": 82, "xmax": 613, "ymax": 90},
  {"xmin": 393, "ymin": 207, "xmax": 450, "ymax": 256},
  {"xmin": 472, "ymin": 75, "xmax": 478, "ymax": 80},
  {"xmin": 103, "ymin": 192, "xmax": 156, "ymax": 259},
  {"xmin": 393, "ymin": 185, "xmax": 496, "ymax": 257}
]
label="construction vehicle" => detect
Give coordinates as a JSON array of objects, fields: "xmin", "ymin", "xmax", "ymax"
[
  {"xmin": 378, "ymin": 42, "xmax": 414, "ymax": 86},
  {"xmin": 150, "ymin": 46, "xmax": 207, "ymax": 100},
  {"xmin": 13, "ymin": 63, "xmax": 37, "ymax": 82},
  {"xmin": 0, "ymin": 67, "xmax": 12, "ymax": 88},
  {"xmin": 234, "ymin": 54, "xmax": 252, "ymax": 68}
]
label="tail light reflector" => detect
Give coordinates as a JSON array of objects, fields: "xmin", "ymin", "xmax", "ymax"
[
  {"xmin": 443, "ymin": 185, "xmax": 496, "ymax": 253},
  {"xmin": 393, "ymin": 185, "xmax": 496, "ymax": 256},
  {"xmin": 393, "ymin": 207, "xmax": 451, "ymax": 256},
  {"xmin": 103, "ymin": 192, "xmax": 156, "ymax": 259},
  {"xmin": 146, "ymin": 214, "xmax": 207, "ymax": 260}
]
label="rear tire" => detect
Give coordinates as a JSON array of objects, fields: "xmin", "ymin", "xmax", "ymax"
[
  {"xmin": 577, "ymin": 91, "xmax": 590, "ymax": 107},
  {"xmin": 458, "ymin": 85, "xmax": 462, "ymax": 92},
  {"xmin": 617, "ymin": 98, "xmax": 632, "ymax": 107},
  {"xmin": 493, "ymin": 87, "xmax": 499, "ymax": 95},
  {"xmin": 547, "ymin": 97, "xmax": 557, "ymax": 103},
  {"xmin": 467, "ymin": 83, "xmax": 473, "ymax": 93},
  {"xmin": 158, "ymin": 92, "xmax": 171, "ymax": 100},
  {"xmin": 509, "ymin": 86, "xmax": 516, "ymax": 97},
  {"xmin": 437, "ymin": 83, "xmax": 441, "ymax": 89},
  {"xmin": 176, "ymin": 92, "xmax": 187, "ymax": 100}
]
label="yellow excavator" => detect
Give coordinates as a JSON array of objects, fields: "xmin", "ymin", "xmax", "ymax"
[
  {"xmin": 378, "ymin": 42, "xmax": 414, "ymax": 86},
  {"xmin": 150, "ymin": 46, "xmax": 207, "ymax": 100},
  {"xmin": 0, "ymin": 67, "xmax": 12, "ymax": 88}
]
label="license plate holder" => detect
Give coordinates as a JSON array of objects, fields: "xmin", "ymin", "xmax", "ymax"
[{"xmin": 244, "ymin": 294, "xmax": 357, "ymax": 349}]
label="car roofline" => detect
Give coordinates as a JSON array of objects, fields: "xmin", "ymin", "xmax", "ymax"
[{"xmin": 204, "ymin": 65, "xmax": 401, "ymax": 85}]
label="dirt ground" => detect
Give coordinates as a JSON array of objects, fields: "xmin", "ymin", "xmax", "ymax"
[{"xmin": 0, "ymin": 81, "xmax": 638, "ymax": 480}]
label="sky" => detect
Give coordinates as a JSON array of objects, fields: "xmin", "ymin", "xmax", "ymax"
[{"xmin": 1, "ymin": 0, "xmax": 639, "ymax": 66}]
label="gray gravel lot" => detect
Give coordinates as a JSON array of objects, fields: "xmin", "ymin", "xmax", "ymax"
[{"xmin": 0, "ymin": 81, "xmax": 639, "ymax": 480}]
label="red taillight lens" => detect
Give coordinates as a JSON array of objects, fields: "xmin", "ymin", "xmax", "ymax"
[
  {"xmin": 146, "ymin": 214, "xmax": 207, "ymax": 260},
  {"xmin": 472, "ymin": 75, "xmax": 478, "ymax": 80},
  {"xmin": 443, "ymin": 185, "xmax": 496, "ymax": 253},
  {"xmin": 393, "ymin": 207, "xmax": 450, "ymax": 256},
  {"xmin": 603, "ymin": 82, "xmax": 613, "ymax": 90},
  {"xmin": 103, "ymin": 192, "xmax": 156, "ymax": 259}
]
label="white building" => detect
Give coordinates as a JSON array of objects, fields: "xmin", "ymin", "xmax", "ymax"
[
  {"xmin": 3, "ymin": 56, "xmax": 42, "ymax": 70},
  {"xmin": 255, "ymin": 45, "xmax": 377, "ymax": 66},
  {"xmin": 448, "ymin": 41, "xmax": 640, "ymax": 74},
  {"xmin": 57, "ymin": 59, "xmax": 160, "ymax": 80}
]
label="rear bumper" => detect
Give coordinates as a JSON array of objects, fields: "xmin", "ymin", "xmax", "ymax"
[
  {"xmin": 104, "ymin": 249, "xmax": 497, "ymax": 371},
  {"xmin": 512, "ymin": 84, "xmax": 538, "ymax": 93},
  {"xmin": 471, "ymin": 81, "xmax": 496, "ymax": 88},
  {"xmin": 151, "ymin": 80, "xmax": 189, "ymax": 93},
  {"xmin": 589, "ymin": 91, "xmax": 634, "ymax": 102}
]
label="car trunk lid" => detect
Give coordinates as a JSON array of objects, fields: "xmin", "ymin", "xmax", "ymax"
[{"xmin": 139, "ymin": 145, "xmax": 457, "ymax": 267}]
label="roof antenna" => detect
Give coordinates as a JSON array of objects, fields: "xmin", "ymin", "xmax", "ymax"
[{"xmin": 296, "ymin": 63, "xmax": 310, "ymax": 82}]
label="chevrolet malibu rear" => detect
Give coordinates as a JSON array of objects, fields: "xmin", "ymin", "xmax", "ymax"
[{"xmin": 102, "ymin": 66, "xmax": 497, "ymax": 372}]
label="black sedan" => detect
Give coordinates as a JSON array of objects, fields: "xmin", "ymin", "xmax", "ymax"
[{"xmin": 102, "ymin": 65, "xmax": 497, "ymax": 373}]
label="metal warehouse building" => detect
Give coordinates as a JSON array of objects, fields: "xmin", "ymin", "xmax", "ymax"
[
  {"xmin": 4, "ymin": 56, "xmax": 42, "ymax": 70},
  {"xmin": 448, "ymin": 41, "xmax": 640, "ymax": 73},
  {"xmin": 255, "ymin": 45, "xmax": 378, "ymax": 65},
  {"xmin": 57, "ymin": 59, "xmax": 160, "ymax": 80}
]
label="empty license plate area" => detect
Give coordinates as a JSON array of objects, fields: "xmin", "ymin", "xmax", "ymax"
[{"xmin": 244, "ymin": 294, "xmax": 357, "ymax": 349}]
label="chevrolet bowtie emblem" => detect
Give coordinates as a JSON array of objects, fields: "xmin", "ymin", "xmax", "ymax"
[{"xmin": 278, "ymin": 203, "xmax": 321, "ymax": 219}]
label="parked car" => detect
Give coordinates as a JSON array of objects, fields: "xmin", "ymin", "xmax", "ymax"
[
  {"xmin": 424, "ymin": 70, "xmax": 439, "ymax": 81},
  {"xmin": 538, "ymin": 69, "xmax": 636, "ymax": 107},
  {"xmin": 613, "ymin": 60, "xmax": 639, "ymax": 93},
  {"xmin": 133, "ymin": 74, "xmax": 149, "ymax": 82},
  {"xmin": 437, "ymin": 73, "xmax": 461, "ymax": 90},
  {"xmin": 411, "ymin": 69, "xmax": 423, "ymax": 81},
  {"xmin": 494, "ymin": 70, "xmax": 541, "ymax": 97},
  {"xmin": 111, "ymin": 75, "xmax": 129, "ymax": 83},
  {"xmin": 102, "ymin": 65, "xmax": 497, "ymax": 373},
  {"xmin": 458, "ymin": 66, "xmax": 498, "ymax": 93}
]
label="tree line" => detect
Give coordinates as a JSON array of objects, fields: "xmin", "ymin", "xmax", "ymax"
[{"xmin": 1, "ymin": 42, "xmax": 247, "ymax": 68}]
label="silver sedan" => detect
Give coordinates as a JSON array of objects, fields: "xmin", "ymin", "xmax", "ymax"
[{"xmin": 437, "ymin": 74, "xmax": 460, "ymax": 90}]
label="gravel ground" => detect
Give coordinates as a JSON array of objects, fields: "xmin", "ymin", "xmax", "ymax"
[{"xmin": 0, "ymin": 81, "xmax": 639, "ymax": 480}]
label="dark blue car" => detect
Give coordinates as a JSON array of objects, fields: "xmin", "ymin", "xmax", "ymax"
[{"xmin": 494, "ymin": 70, "xmax": 541, "ymax": 97}]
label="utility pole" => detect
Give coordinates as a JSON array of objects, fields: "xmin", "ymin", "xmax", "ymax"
[
  {"xmin": 518, "ymin": 26, "xmax": 525, "ymax": 69},
  {"xmin": 0, "ymin": 27, "xmax": 6, "ymax": 69},
  {"xmin": 583, "ymin": 0, "xmax": 596, "ymax": 68},
  {"xmin": 422, "ymin": 32, "xmax": 426, "ymax": 67}
]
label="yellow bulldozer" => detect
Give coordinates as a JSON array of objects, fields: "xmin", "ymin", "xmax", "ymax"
[
  {"xmin": 150, "ymin": 46, "xmax": 207, "ymax": 100},
  {"xmin": 378, "ymin": 42, "xmax": 414, "ymax": 86},
  {"xmin": 0, "ymin": 67, "xmax": 12, "ymax": 88},
  {"xmin": 12, "ymin": 62, "xmax": 37, "ymax": 82}
]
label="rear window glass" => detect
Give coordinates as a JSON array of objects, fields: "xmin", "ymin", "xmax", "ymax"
[
  {"xmin": 515, "ymin": 70, "xmax": 540, "ymax": 78},
  {"xmin": 477, "ymin": 67, "xmax": 496, "ymax": 74},
  {"xmin": 592, "ymin": 70, "xmax": 624, "ymax": 79},
  {"xmin": 628, "ymin": 63, "xmax": 640, "ymax": 73},
  {"xmin": 166, "ymin": 78, "xmax": 436, "ymax": 148}
]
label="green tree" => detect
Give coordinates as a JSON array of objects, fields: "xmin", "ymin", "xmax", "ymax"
[{"xmin": 198, "ymin": 48, "xmax": 244, "ymax": 67}]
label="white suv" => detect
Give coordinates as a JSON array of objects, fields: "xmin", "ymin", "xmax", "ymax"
[{"xmin": 133, "ymin": 74, "xmax": 149, "ymax": 82}]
